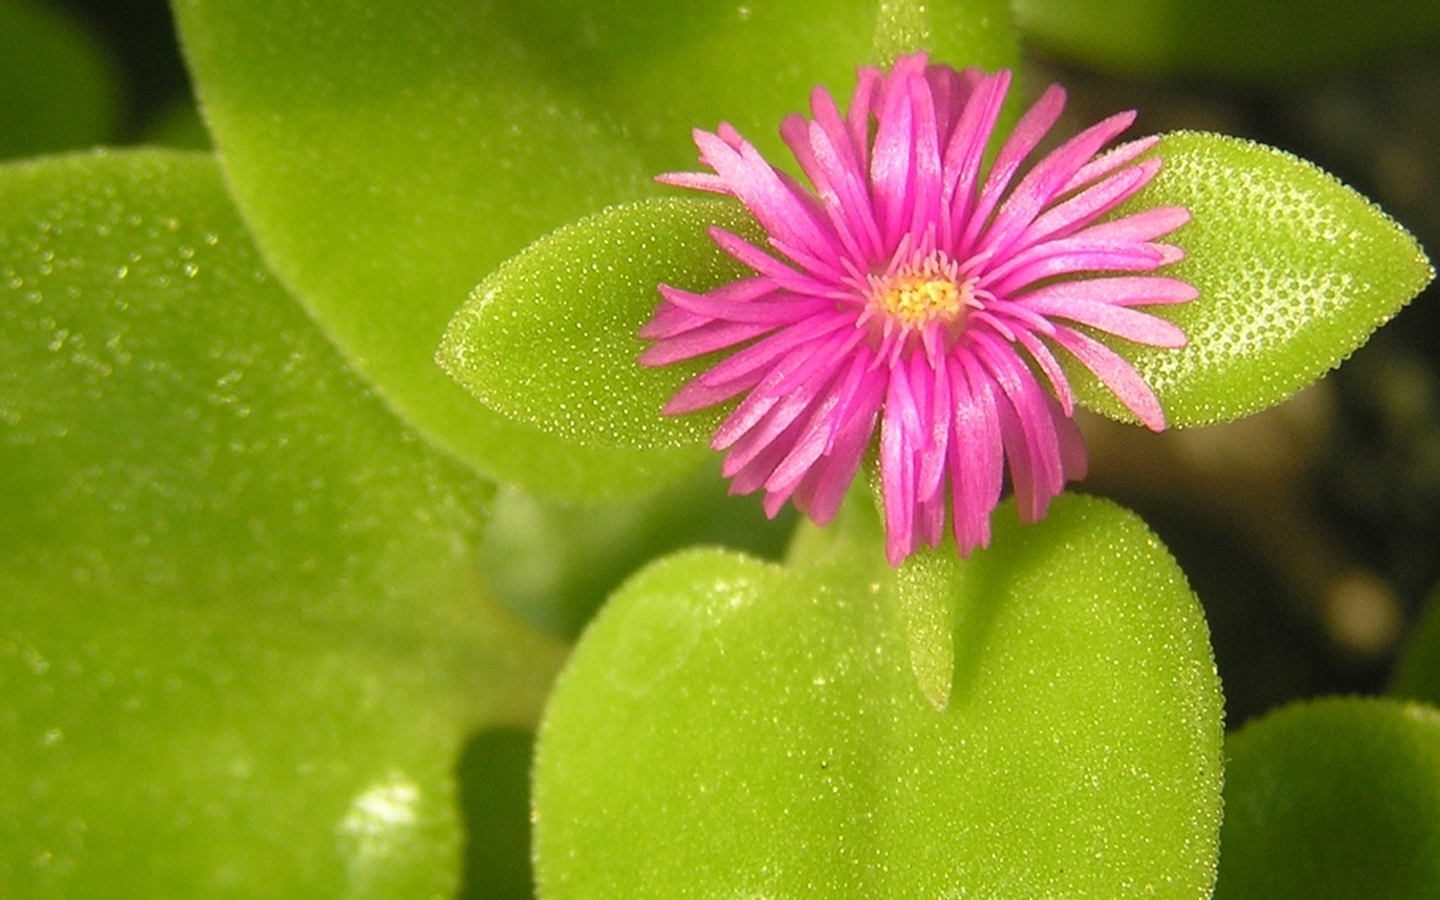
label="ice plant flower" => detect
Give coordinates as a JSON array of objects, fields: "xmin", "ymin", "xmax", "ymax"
[{"xmin": 639, "ymin": 53, "xmax": 1196, "ymax": 565}]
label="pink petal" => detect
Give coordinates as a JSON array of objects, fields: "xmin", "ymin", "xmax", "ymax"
[
  {"xmin": 640, "ymin": 318, "xmax": 775, "ymax": 368},
  {"xmin": 940, "ymin": 71, "xmax": 1011, "ymax": 249},
  {"xmin": 1009, "ymin": 158, "xmax": 1161, "ymax": 254},
  {"xmin": 976, "ymin": 109, "xmax": 1138, "ymax": 264},
  {"xmin": 1060, "ymin": 135, "xmax": 1160, "ymax": 195},
  {"xmin": 948, "ymin": 353, "xmax": 1004, "ymax": 554},
  {"xmin": 870, "ymin": 72, "xmax": 920, "ymax": 254},
  {"xmin": 956, "ymin": 83, "xmax": 1066, "ymax": 258},
  {"xmin": 1015, "ymin": 275, "xmax": 1198, "ymax": 310},
  {"xmin": 1020, "ymin": 292, "xmax": 1188, "ymax": 348},
  {"xmin": 1048, "ymin": 325, "xmax": 1167, "ymax": 430}
]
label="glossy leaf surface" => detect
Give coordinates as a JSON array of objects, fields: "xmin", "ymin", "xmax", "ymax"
[
  {"xmin": 173, "ymin": 0, "xmax": 1015, "ymax": 499},
  {"xmin": 1077, "ymin": 131, "xmax": 1432, "ymax": 427},
  {"xmin": 1213, "ymin": 697, "xmax": 1440, "ymax": 900},
  {"xmin": 0, "ymin": 150, "xmax": 564, "ymax": 897},
  {"xmin": 534, "ymin": 494, "xmax": 1224, "ymax": 899}
]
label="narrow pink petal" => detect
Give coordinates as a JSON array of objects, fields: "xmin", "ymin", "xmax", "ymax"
[
  {"xmin": 985, "ymin": 241, "xmax": 1171, "ymax": 296},
  {"xmin": 656, "ymin": 280, "xmax": 821, "ymax": 326},
  {"xmin": 1048, "ymin": 326, "xmax": 1166, "ymax": 430},
  {"xmin": 917, "ymin": 350, "xmax": 950, "ymax": 503},
  {"xmin": 638, "ymin": 302, "xmax": 703, "ymax": 341},
  {"xmin": 1054, "ymin": 395, "xmax": 1089, "ymax": 482},
  {"xmin": 1008, "ymin": 158, "xmax": 1160, "ymax": 254},
  {"xmin": 1008, "ymin": 273, "xmax": 1198, "ymax": 312},
  {"xmin": 1021, "ymin": 276, "xmax": 1199, "ymax": 312},
  {"xmin": 662, "ymin": 376, "xmax": 750, "ymax": 416},
  {"xmin": 1080, "ymin": 206, "xmax": 1191, "ymax": 244},
  {"xmin": 880, "ymin": 367, "xmax": 922, "ymax": 565},
  {"xmin": 766, "ymin": 349, "xmax": 872, "ymax": 495},
  {"xmin": 1011, "ymin": 326, "xmax": 1076, "ymax": 416},
  {"xmin": 869, "ymin": 72, "xmax": 919, "ymax": 254},
  {"xmin": 782, "ymin": 109, "xmax": 871, "ymax": 264},
  {"xmin": 640, "ymin": 318, "xmax": 775, "ymax": 367},
  {"xmin": 692, "ymin": 311, "xmax": 853, "ymax": 392},
  {"xmin": 905, "ymin": 73, "xmax": 945, "ymax": 238},
  {"xmin": 798, "ymin": 368, "xmax": 885, "ymax": 525},
  {"xmin": 1060, "ymin": 135, "xmax": 1160, "ymax": 194},
  {"xmin": 956, "ymin": 83, "xmax": 1066, "ymax": 258},
  {"xmin": 808, "ymin": 87, "xmax": 883, "ymax": 260},
  {"xmin": 940, "ymin": 71, "xmax": 1010, "ymax": 248},
  {"xmin": 1020, "ymin": 293, "xmax": 1188, "ymax": 348},
  {"xmin": 847, "ymin": 65, "xmax": 883, "ymax": 174},
  {"xmin": 693, "ymin": 129, "xmax": 845, "ymax": 278},
  {"xmin": 713, "ymin": 331, "xmax": 852, "ymax": 450},
  {"xmin": 655, "ymin": 171, "xmax": 731, "ymax": 194},
  {"xmin": 663, "ymin": 290, "xmax": 830, "ymax": 326},
  {"xmin": 948, "ymin": 353, "xmax": 1004, "ymax": 554},
  {"xmin": 972, "ymin": 333, "xmax": 1067, "ymax": 523},
  {"xmin": 726, "ymin": 416, "xmax": 805, "ymax": 498},
  {"xmin": 975, "ymin": 109, "xmax": 1138, "ymax": 264},
  {"xmin": 708, "ymin": 227, "xmax": 851, "ymax": 300},
  {"xmin": 719, "ymin": 364, "xmax": 835, "ymax": 472}
]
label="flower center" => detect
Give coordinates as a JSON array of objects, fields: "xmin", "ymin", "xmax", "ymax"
[{"xmin": 866, "ymin": 251, "xmax": 975, "ymax": 331}]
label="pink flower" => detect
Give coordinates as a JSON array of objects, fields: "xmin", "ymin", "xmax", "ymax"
[{"xmin": 639, "ymin": 53, "xmax": 1195, "ymax": 566}]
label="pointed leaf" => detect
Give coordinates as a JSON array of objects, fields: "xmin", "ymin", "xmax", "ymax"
[
  {"xmin": 534, "ymin": 494, "xmax": 1224, "ymax": 899},
  {"xmin": 1076, "ymin": 131, "xmax": 1433, "ymax": 427},
  {"xmin": 440, "ymin": 197, "xmax": 760, "ymax": 450}
]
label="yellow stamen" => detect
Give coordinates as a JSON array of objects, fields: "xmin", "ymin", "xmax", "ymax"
[{"xmin": 867, "ymin": 252, "xmax": 973, "ymax": 330}]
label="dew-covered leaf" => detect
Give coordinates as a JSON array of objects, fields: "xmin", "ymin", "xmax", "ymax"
[
  {"xmin": 0, "ymin": 150, "xmax": 564, "ymax": 897},
  {"xmin": 533, "ymin": 493, "xmax": 1223, "ymax": 899},
  {"xmin": 439, "ymin": 197, "xmax": 759, "ymax": 450},
  {"xmin": 1076, "ymin": 131, "xmax": 1432, "ymax": 428}
]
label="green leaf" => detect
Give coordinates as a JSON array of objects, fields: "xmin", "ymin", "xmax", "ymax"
[
  {"xmin": 1013, "ymin": 0, "xmax": 1440, "ymax": 81},
  {"xmin": 439, "ymin": 197, "xmax": 758, "ymax": 450},
  {"xmin": 0, "ymin": 149, "xmax": 564, "ymax": 896},
  {"xmin": 0, "ymin": 0, "xmax": 122, "ymax": 159},
  {"xmin": 1076, "ymin": 131, "xmax": 1433, "ymax": 428},
  {"xmin": 1390, "ymin": 581, "xmax": 1440, "ymax": 706},
  {"xmin": 533, "ymin": 494, "xmax": 1224, "ymax": 899},
  {"xmin": 173, "ymin": 0, "xmax": 1016, "ymax": 498},
  {"xmin": 1214, "ymin": 697, "xmax": 1440, "ymax": 900}
]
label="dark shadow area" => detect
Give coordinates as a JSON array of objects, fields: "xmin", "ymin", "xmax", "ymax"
[{"xmin": 456, "ymin": 728, "xmax": 537, "ymax": 900}]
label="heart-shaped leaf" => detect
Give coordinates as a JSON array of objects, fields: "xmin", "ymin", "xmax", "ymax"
[
  {"xmin": 0, "ymin": 149, "xmax": 564, "ymax": 897},
  {"xmin": 1213, "ymin": 697, "xmax": 1440, "ymax": 900},
  {"xmin": 533, "ymin": 493, "xmax": 1224, "ymax": 899}
]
